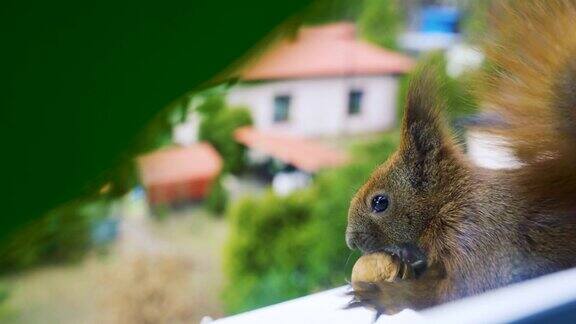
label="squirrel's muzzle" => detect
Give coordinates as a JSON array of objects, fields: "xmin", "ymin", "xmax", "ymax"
[{"xmin": 382, "ymin": 243, "xmax": 428, "ymax": 279}]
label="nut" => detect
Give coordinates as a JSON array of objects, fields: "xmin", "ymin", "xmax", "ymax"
[{"xmin": 351, "ymin": 253, "xmax": 401, "ymax": 285}]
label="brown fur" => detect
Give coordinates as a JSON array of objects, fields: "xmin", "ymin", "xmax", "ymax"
[{"xmin": 346, "ymin": 0, "xmax": 576, "ymax": 315}]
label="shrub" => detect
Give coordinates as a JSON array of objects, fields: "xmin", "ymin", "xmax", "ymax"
[
  {"xmin": 0, "ymin": 284, "xmax": 14, "ymax": 322},
  {"xmin": 222, "ymin": 190, "xmax": 315, "ymax": 313},
  {"xmin": 222, "ymin": 132, "xmax": 399, "ymax": 313},
  {"xmin": 302, "ymin": 0, "xmax": 364, "ymax": 25},
  {"xmin": 0, "ymin": 199, "xmax": 111, "ymax": 273},
  {"xmin": 197, "ymin": 94, "xmax": 253, "ymax": 174},
  {"xmin": 206, "ymin": 177, "xmax": 229, "ymax": 215},
  {"xmin": 196, "ymin": 93, "xmax": 225, "ymax": 117}
]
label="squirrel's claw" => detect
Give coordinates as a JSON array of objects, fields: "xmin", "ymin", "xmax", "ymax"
[{"xmin": 345, "ymin": 282, "xmax": 388, "ymax": 318}]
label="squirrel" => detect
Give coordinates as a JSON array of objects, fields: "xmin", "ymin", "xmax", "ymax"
[{"xmin": 345, "ymin": 0, "xmax": 576, "ymax": 316}]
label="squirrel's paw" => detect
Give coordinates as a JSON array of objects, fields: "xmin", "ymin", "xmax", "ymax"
[
  {"xmin": 348, "ymin": 252, "xmax": 436, "ymax": 316},
  {"xmin": 346, "ymin": 280, "xmax": 414, "ymax": 316},
  {"xmin": 348, "ymin": 253, "xmax": 411, "ymax": 315},
  {"xmin": 351, "ymin": 251, "xmax": 422, "ymax": 285}
]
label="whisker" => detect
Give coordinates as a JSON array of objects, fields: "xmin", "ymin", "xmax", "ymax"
[
  {"xmin": 343, "ymin": 250, "xmax": 355, "ymax": 283},
  {"xmin": 344, "ymin": 250, "xmax": 354, "ymax": 268}
]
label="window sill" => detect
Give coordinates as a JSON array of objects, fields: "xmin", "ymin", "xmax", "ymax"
[{"xmin": 205, "ymin": 267, "xmax": 576, "ymax": 323}]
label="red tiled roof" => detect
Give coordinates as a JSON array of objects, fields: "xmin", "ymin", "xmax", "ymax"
[
  {"xmin": 234, "ymin": 127, "xmax": 348, "ymax": 173},
  {"xmin": 137, "ymin": 142, "xmax": 222, "ymax": 186},
  {"xmin": 240, "ymin": 22, "xmax": 415, "ymax": 81}
]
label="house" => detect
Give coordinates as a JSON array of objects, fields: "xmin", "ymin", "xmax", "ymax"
[
  {"xmin": 456, "ymin": 114, "xmax": 521, "ymax": 170},
  {"xmin": 136, "ymin": 143, "xmax": 222, "ymax": 205},
  {"xmin": 227, "ymin": 22, "xmax": 414, "ymax": 138},
  {"xmin": 234, "ymin": 126, "xmax": 348, "ymax": 195},
  {"xmin": 234, "ymin": 127, "xmax": 348, "ymax": 172}
]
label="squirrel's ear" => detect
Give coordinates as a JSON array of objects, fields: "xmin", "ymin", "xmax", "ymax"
[{"xmin": 400, "ymin": 66, "xmax": 454, "ymax": 164}]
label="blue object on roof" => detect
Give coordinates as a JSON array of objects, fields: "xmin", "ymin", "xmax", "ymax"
[{"xmin": 421, "ymin": 6, "xmax": 460, "ymax": 34}]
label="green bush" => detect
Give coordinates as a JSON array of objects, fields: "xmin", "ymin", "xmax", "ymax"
[
  {"xmin": 206, "ymin": 176, "xmax": 229, "ymax": 215},
  {"xmin": 301, "ymin": 0, "xmax": 364, "ymax": 25},
  {"xmin": 196, "ymin": 93, "xmax": 225, "ymax": 117},
  {"xmin": 223, "ymin": 190, "xmax": 315, "ymax": 313},
  {"xmin": 0, "ymin": 199, "xmax": 111, "ymax": 273},
  {"xmin": 222, "ymin": 132, "xmax": 399, "ymax": 314},
  {"xmin": 197, "ymin": 94, "xmax": 253, "ymax": 174},
  {"xmin": 0, "ymin": 284, "xmax": 14, "ymax": 322}
]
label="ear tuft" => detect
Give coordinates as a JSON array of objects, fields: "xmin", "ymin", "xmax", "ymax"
[
  {"xmin": 405, "ymin": 66, "xmax": 443, "ymax": 128},
  {"xmin": 401, "ymin": 65, "xmax": 450, "ymax": 157}
]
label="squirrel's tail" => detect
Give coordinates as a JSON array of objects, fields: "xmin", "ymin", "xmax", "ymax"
[{"xmin": 477, "ymin": 0, "xmax": 576, "ymax": 208}]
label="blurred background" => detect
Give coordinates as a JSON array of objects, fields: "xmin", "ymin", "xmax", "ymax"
[{"xmin": 0, "ymin": 0, "xmax": 499, "ymax": 322}]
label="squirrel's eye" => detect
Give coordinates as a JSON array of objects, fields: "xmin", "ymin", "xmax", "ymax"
[{"xmin": 371, "ymin": 195, "xmax": 389, "ymax": 213}]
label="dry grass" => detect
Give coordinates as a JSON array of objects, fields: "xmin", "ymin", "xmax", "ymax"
[
  {"xmin": 1, "ymin": 208, "xmax": 227, "ymax": 324},
  {"xmin": 101, "ymin": 253, "xmax": 195, "ymax": 323}
]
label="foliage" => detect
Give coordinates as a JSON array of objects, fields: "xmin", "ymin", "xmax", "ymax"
[
  {"xmin": 302, "ymin": 0, "xmax": 364, "ymax": 25},
  {"xmin": 395, "ymin": 55, "xmax": 479, "ymax": 151},
  {"xmin": 195, "ymin": 93, "xmax": 225, "ymax": 117},
  {"xmin": 0, "ymin": 286, "xmax": 8, "ymax": 305},
  {"xmin": 0, "ymin": 284, "xmax": 14, "ymax": 322},
  {"xmin": 0, "ymin": 199, "xmax": 111, "ymax": 274},
  {"xmin": 150, "ymin": 203, "xmax": 170, "ymax": 221},
  {"xmin": 303, "ymin": 132, "xmax": 400, "ymax": 285},
  {"xmin": 396, "ymin": 74, "xmax": 410, "ymax": 127},
  {"xmin": 425, "ymin": 52, "xmax": 478, "ymax": 122},
  {"xmin": 223, "ymin": 190, "xmax": 314, "ymax": 313},
  {"xmin": 222, "ymin": 132, "xmax": 399, "ymax": 313},
  {"xmin": 109, "ymin": 96, "xmax": 192, "ymax": 199},
  {"xmin": 461, "ymin": 0, "xmax": 492, "ymax": 42},
  {"xmin": 396, "ymin": 52, "xmax": 478, "ymax": 128},
  {"xmin": 205, "ymin": 177, "xmax": 229, "ymax": 215},
  {"xmin": 197, "ymin": 94, "xmax": 253, "ymax": 174},
  {"xmin": 358, "ymin": 0, "xmax": 404, "ymax": 50},
  {"xmin": 302, "ymin": 0, "xmax": 405, "ymax": 50}
]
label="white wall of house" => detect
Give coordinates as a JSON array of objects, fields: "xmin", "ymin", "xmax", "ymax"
[
  {"xmin": 227, "ymin": 75, "xmax": 399, "ymax": 137},
  {"xmin": 466, "ymin": 130, "xmax": 521, "ymax": 169}
]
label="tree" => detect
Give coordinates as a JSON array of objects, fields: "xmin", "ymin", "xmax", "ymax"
[
  {"xmin": 197, "ymin": 94, "xmax": 253, "ymax": 174},
  {"xmin": 358, "ymin": 0, "xmax": 404, "ymax": 50},
  {"xmin": 302, "ymin": 0, "xmax": 365, "ymax": 25}
]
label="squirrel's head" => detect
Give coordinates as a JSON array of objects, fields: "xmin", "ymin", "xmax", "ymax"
[{"xmin": 346, "ymin": 67, "xmax": 471, "ymax": 259}]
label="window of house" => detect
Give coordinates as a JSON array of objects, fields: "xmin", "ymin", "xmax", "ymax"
[
  {"xmin": 347, "ymin": 89, "xmax": 363, "ymax": 115},
  {"xmin": 273, "ymin": 95, "xmax": 291, "ymax": 123}
]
